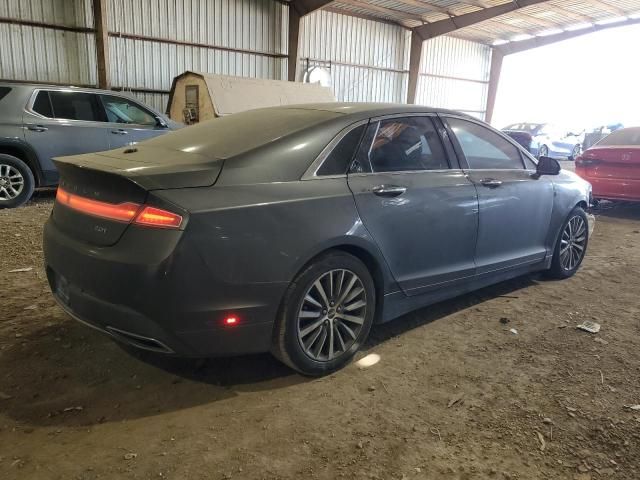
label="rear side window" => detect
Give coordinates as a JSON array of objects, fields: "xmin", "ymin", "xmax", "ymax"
[
  {"xmin": 49, "ymin": 91, "xmax": 105, "ymax": 122},
  {"xmin": 354, "ymin": 116, "xmax": 448, "ymax": 173},
  {"xmin": 447, "ymin": 117, "xmax": 524, "ymax": 170},
  {"xmin": 0, "ymin": 87, "xmax": 11, "ymax": 102},
  {"xmin": 316, "ymin": 124, "xmax": 366, "ymax": 176},
  {"xmin": 32, "ymin": 91, "xmax": 53, "ymax": 117}
]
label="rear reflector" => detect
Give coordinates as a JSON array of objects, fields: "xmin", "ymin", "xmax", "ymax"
[
  {"xmin": 56, "ymin": 188, "xmax": 139, "ymax": 222},
  {"xmin": 224, "ymin": 316, "xmax": 239, "ymax": 326},
  {"xmin": 134, "ymin": 206, "xmax": 182, "ymax": 228},
  {"xmin": 56, "ymin": 187, "xmax": 182, "ymax": 229}
]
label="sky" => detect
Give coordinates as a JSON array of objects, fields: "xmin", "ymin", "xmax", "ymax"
[{"xmin": 492, "ymin": 23, "xmax": 640, "ymax": 131}]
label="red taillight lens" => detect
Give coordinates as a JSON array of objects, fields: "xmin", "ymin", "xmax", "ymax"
[
  {"xmin": 134, "ymin": 206, "xmax": 182, "ymax": 229},
  {"xmin": 56, "ymin": 187, "xmax": 182, "ymax": 229},
  {"xmin": 56, "ymin": 188, "xmax": 140, "ymax": 222}
]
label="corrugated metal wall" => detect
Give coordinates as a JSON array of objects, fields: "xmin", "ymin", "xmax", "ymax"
[
  {"xmin": 1, "ymin": 1, "xmax": 492, "ymax": 117},
  {"xmin": 0, "ymin": 0, "xmax": 96, "ymax": 85},
  {"xmin": 299, "ymin": 10, "xmax": 410, "ymax": 103},
  {"xmin": 107, "ymin": 0, "xmax": 288, "ymax": 111},
  {"xmin": 416, "ymin": 36, "xmax": 491, "ymax": 120}
]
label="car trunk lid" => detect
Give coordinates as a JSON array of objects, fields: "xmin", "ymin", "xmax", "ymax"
[
  {"xmin": 577, "ymin": 146, "xmax": 640, "ymax": 180},
  {"xmin": 52, "ymin": 145, "xmax": 222, "ymax": 246}
]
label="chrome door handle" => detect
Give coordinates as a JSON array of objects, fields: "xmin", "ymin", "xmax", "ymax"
[
  {"xmin": 111, "ymin": 129, "xmax": 128, "ymax": 135},
  {"xmin": 480, "ymin": 178, "xmax": 502, "ymax": 189},
  {"xmin": 372, "ymin": 185, "xmax": 407, "ymax": 197},
  {"xmin": 27, "ymin": 125, "xmax": 48, "ymax": 132}
]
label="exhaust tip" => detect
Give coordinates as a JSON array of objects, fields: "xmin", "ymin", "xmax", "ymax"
[{"xmin": 105, "ymin": 326, "xmax": 174, "ymax": 354}]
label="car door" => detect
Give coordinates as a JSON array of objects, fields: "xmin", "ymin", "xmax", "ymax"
[
  {"xmin": 23, "ymin": 90, "xmax": 110, "ymax": 173},
  {"xmin": 99, "ymin": 93, "xmax": 169, "ymax": 148},
  {"xmin": 442, "ymin": 115, "xmax": 554, "ymax": 275},
  {"xmin": 347, "ymin": 115, "xmax": 479, "ymax": 296}
]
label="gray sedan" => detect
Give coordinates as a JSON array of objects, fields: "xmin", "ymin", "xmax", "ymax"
[{"xmin": 43, "ymin": 103, "xmax": 592, "ymax": 375}]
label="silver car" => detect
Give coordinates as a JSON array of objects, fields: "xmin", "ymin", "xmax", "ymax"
[
  {"xmin": 0, "ymin": 83, "xmax": 180, "ymax": 208},
  {"xmin": 43, "ymin": 104, "xmax": 592, "ymax": 375}
]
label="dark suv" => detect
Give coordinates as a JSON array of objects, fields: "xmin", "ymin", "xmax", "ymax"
[{"xmin": 0, "ymin": 83, "xmax": 181, "ymax": 208}]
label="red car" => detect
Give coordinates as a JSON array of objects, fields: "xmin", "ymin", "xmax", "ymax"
[{"xmin": 575, "ymin": 127, "xmax": 640, "ymax": 202}]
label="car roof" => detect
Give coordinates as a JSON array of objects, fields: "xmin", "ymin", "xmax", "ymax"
[
  {"xmin": 0, "ymin": 81, "xmax": 121, "ymax": 96},
  {"xmin": 269, "ymin": 102, "xmax": 472, "ymax": 120}
]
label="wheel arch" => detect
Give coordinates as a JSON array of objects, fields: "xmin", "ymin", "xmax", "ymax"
[
  {"xmin": 288, "ymin": 239, "xmax": 398, "ymax": 323},
  {"xmin": 0, "ymin": 141, "xmax": 43, "ymax": 187}
]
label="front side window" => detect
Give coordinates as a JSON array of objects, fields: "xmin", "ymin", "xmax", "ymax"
[
  {"xmin": 48, "ymin": 91, "xmax": 105, "ymax": 122},
  {"xmin": 447, "ymin": 117, "xmax": 524, "ymax": 170},
  {"xmin": 100, "ymin": 95, "xmax": 157, "ymax": 126},
  {"xmin": 354, "ymin": 116, "xmax": 448, "ymax": 173}
]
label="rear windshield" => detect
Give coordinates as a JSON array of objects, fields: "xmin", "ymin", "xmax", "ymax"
[
  {"xmin": 0, "ymin": 87, "xmax": 11, "ymax": 102},
  {"xmin": 597, "ymin": 128, "xmax": 640, "ymax": 146},
  {"xmin": 144, "ymin": 107, "xmax": 342, "ymax": 159}
]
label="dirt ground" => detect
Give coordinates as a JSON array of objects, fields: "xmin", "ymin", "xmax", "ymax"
[{"xmin": 1, "ymin": 188, "xmax": 639, "ymax": 480}]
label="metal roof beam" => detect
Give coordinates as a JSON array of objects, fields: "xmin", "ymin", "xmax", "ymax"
[
  {"xmin": 412, "ymin": 0, "xmax": 551, "ymax": 40},
  {"xmin": 495, "ymin": 16, "xmax": 640, "ymax": 55},
  {"xmin": 291, "ymin": 0, "xmax": 335, "ymax": 16}
]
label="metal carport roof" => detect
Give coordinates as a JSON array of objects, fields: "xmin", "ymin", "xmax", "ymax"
[{"xmin": 290, "ymin": 0, "xmax": 640, "ymax": 47}]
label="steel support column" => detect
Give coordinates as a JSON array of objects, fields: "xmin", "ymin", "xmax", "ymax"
[
  {"xmin": 288, "ymin": 0, "xmax": 334, "ymax": 82},
  {"xmin": 485, "ymin": 48, "xmax": 503, "ymax": 124},
  {"xmin": 93, "ymin": 0, "xmax": 110, "ymax": 89},
  {"xmin": 407, "ymin": 31, "xmax": 423, "ymax": 104}
]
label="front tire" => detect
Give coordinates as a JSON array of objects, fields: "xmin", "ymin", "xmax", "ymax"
[
  {"xmin": 546, "ymin": 206, "xmax": 589, "ymax": 279},
  {"xmin": 272, "ymin": 251, "xmax": 375, "ymax": 376},
  {"xmin": 0, "ymin": 154, "xmax": 35, "ymax": 209}
]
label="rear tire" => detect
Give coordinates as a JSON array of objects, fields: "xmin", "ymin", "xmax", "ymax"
[
  {"xmin": 271, "ymin": 251, "xmax": 375, "ymax": 376},
  {"xmin": 546, "ymin": 206, "xmax": 589, "ymax": 279},
  {"xmin": 0, "ymin": 154, "xmax": 35, "ymax": 209}
]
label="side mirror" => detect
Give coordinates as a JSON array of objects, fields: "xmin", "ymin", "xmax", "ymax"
[
  {"xmin": 536, "ymin": 156, "xmax": 561, "ymax": 176},
  {"xmin": 155, "ymin": 116, "xmax": 168, "ymax": 129}
]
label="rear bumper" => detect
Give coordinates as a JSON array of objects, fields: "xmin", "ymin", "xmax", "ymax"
[
  {"xmin": 43, "ymin": 219, "xmax": 287, "ymax": 357},
  {"xmin": 579, "ymin": 174, "xmax": 640, "ymax": 202}
]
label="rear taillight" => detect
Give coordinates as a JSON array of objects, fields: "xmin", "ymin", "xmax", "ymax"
[
  {"xmin": 56, "ymin": 188, "xmax": 139, "ymax": 222},
  {"xmin": 134, "ymin": 206, "xmax": 182, "ymax": 228},
  {"xmin": 56, "ymin": 188, "xmax": 182, "ymax": 229}
]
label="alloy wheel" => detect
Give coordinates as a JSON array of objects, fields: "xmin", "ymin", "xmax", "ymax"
[
  {"xmin": 0, "ymin": 163, "xmax": 24, "ymax": 201},
  {"xmin": 560, "ymin": 215, "xmax": 587, "ymax": 271},
  {"xmin": 296, "ymin": 269, "xmax": 367, "ymax": 362}
]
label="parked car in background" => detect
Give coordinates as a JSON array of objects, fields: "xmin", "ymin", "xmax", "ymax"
[
  {"xmin": 575, "ymin": 126, "xmax": 640, "ymax": 203},
  {"xmin": 43, "ymin": 103, "xmax": 592, "ymax": 376},
  {"xmin": 503, "ymin": 123, "xmax": 584, "ymax": 160},
  {"xmin": 0, "ymin": 83, "xmax": 181, "ymax": 208}
]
